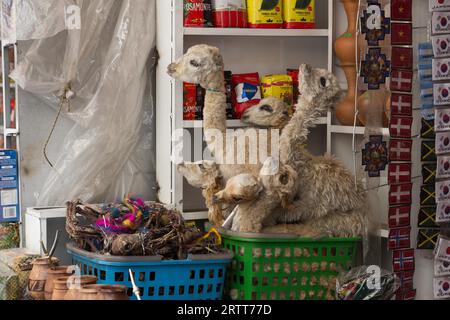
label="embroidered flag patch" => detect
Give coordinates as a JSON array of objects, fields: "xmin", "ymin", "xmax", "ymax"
[
  {"xmin": 432, "ymin": 34, "xmax": 450, "ymax": 58},
  {"xmin": 433, "ymin": 58, "xmax": 450, "ymax": 81},
  {"xmin": 434, "ymin": 277, "xmax": 450, "ymax": 299},
  {"xmin": 423, "ymin": 163, "xmax": 437, "ymax": 185},
  {"xmin": 422, "ymin": 118, "xmax": 436, "ymax": 139},
  {"xmin": 391, "ymin": 0, "xmax": 412, "ymax": 21},
  {"xmin": 389, "ymin": 206, "xmax": 411, "ymax": 228},
  {"xmin": 432, "ymin": 12, "xmax": 450, "ymax": 34},
  {"xmin": 438, "ymin": 156, "xmax": 450, "ymax": 179},
  {"xmin": 421, "ymin": 184, "xmax": 436, "ymax": 206},
  {"xmin": 390, "ymin": 183, "xmax": 413, "ymax": 206},
  {"xmin": 437, "ymin": 201, "xmax": 450, "ymax": 223},
  {"xmin": 395, "ymin": 289, "xmax": 417, "ymax": 300},
  {"xmin": 430, "ymin": 0, "xmax": 450, "ymax": 12},
  {"xmin": 396, "ymin": 270, "xmax": 415, "ymax": 292},
  {"xmin": 436, "ymin": 180, "xmax": 450, "ymax": 202},
  {"xmin": 434, "ymin": 83, "xmax": 450, "ymax": 105},
  {"xmin": 391, "ymin": 93, "xmax": 413, "ymax": 116},
  {"xmin": 435, "ymin": 236, "xmax": 450, "ymax": 263},
  {"xmin": 417, "ymin": 229, "xmax": 440, "ymax": 250},
  {"xmin": 436, "ymin": 132, "xmax": 450, "ymax": 155},
  {"xmin": 435, "ymin": 108, "xmax": 450, "ymax": 132},
  {"xmin": 422, "ymin": 140, "xmax": 437, "ymax": 162},
  {"xmin": 389, "ymin": 163, "xmax": 412, "ymax": 184},
  {"xmin": 435, "ymin": 259, "xmax": 450, "ymax": 277},
  {"xmin": 418, "ymin": 206, "xmax": 439, "ymax": 228},
  {"xmin": 392, "ymin": 47, "xmax": 413, "ymax": 70},
  {"xmin": 390, "ymin": 139, "xmax": 412, "ymax": 162},
  {"xmin": 391, "ymin": 69, "xmax": 413, "ymax": 92},
  {"xmin": 393, "ymin": 249, "xmax": 415, "ymax": 272},
  {"xmin": 391, "ymin": 23, "xmax": 413, "ymax": 45},
  {"xmin": 390, "ymin": 116, "xmax": 413, "ymax": 138},
  {"xmin": 389, "ymin": 227, "xmax": 412, "ymax": 250}
]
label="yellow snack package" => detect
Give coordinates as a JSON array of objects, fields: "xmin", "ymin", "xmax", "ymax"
[
  {"xmin": 246, "ymin": 0, "xmax": 283, "ymax": 28},
  {"xmin": 261, "ymin": 74, "xmax": 294, "ymax": 105},
  {"xmin": 283, "ymin": 0, "xmax": 315, "ymax": 29}
]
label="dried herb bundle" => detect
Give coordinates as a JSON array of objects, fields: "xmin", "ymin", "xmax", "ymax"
[{"xmin": 66, "ymin": 200, "xmax": 224, "ymax": 260}]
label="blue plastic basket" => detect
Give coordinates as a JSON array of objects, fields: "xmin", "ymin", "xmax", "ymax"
[{"xmin": 67, "ymin": 243, "xmax": 233, "ymax": 300}]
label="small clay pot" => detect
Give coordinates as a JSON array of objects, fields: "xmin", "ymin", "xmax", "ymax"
[
  {"xmin": 97, "ymin": 285, "xmax": 129, "ymax": 301},
  {"xmin": 44, "ymin": 266, "xmax": 74, "ymax": 300},
  {"xmin": 64, "ymin": 275, "xmax": 98, "ymax": 300},
  {"xmin": 52, "ymin": 276, "xmax": 71, "ymax": 301},
  {"xmin": 28, "ymin": 257, "xmax": 59, "ymax": 301},
  {"xmin": 78, "ymin": 284, "xmax": 105, "ymax": 301}
]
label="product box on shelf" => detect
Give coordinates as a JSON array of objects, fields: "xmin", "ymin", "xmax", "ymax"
[
  {"xmin": 184, "ymin": 0, "xmax": 214, "ymax": 27},
  {"xmin": 183, "ymin": 82, "xmax": 205, "ymax": 120},
  {"xmin": 283, "ymin": 0, "xmax": 315, "ymax": 29},
  {"xmin": 247, "ymin": 0, "xmax": 283, "ymax": 28},
  {"xmin": 232, "ymin": 72, "xmax": 262, "ymax": 119},
  {"xmin": 261, "ymin": 74, "xmax": 294, "ymax": 105},
  {"xmin": 0, "ymin": 150, "xmax": 19, "ymax": 223},
  {"xmin": 212, "ymin": 0, "xmax": 248, "ymax": 28}
]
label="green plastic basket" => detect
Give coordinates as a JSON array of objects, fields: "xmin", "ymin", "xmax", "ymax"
[{"xmin": 221, "ymin": 230, "xmax": 361, "ymax": 301}]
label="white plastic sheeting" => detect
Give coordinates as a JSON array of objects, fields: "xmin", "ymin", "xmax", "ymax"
[{"xmin": 2, "ymin": 0, "xmax": 157, "ymax": 205}]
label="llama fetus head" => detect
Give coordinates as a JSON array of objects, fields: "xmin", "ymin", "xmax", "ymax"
[
  {"xmin": 213, "ymin": 174, "xmax": 263, "ymax": 205},
  {"xmin": 298, "ymin": 64, "xmax": 342, "ymax": 108},
  {"xmin": 177, "ymin": 161, "xmax": 221, "ymax": 189},
  {"xmin": 241, "ymin": 96, "xmax": 292, "ymax": 129},
  {"xmin": 167, "ymin": 44, "xmax": 224, "ymax": 89}
]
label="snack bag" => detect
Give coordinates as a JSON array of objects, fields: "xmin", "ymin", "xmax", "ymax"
[
  {"xmin": 212, "ymin": 0, "xmax": 248, "ymax": 28},
  {"xmin": 224, "ymin": 71, "xmax": 235, "ymax": 119},
  {"xmin": 261, "ymin": 74, "xmax": 294, "ymax": 105},
  {"xmin": 283, "ymin": 0, "xmax": 315, "ymax": 29},
  {"xmin": 183, "ymin": 83, "xmax": 205, "ymax": 120},
  {"xmin": 287, "ymin": 68, "xmax": 300, "ymax": 103},
  {"xmin": 232, "ymin": 73, "xmax": 262, "ymax": 119},
  {"xmin": 246, "ymin": 0, "xmax": 283, "ymax": 28},
  {"xmin": 184, "ymin": 0, "xmax": 214, "ymax": 27}
]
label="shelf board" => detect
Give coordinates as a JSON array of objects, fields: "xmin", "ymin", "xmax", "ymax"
[
  {"xmin": 184, "ymin": 28, "xmax": 329, "ymax": 37},
  {"xmin": 331, "ymin": 125, "xmax": 390, "ymax": 136},
  {"xmin": 184, "ymin": 117, "xmax": 327, "ymax": 129}
]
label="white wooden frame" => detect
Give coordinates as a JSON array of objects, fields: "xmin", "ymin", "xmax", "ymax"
[{"xmin": 156, "ymin": 0, "xmax": 336, "ymax": 220}]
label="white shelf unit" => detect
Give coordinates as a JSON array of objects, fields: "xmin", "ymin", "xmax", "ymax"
[{"xmin": 156, "ymin": 0, "xmax": 334, "ymax": 219}]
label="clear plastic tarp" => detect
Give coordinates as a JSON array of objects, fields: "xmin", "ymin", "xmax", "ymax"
[{"xmin": 1, "ymin": 0, "xmax": 157, "ymax": 205}]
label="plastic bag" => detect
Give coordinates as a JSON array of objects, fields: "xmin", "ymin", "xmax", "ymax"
[
  {"xmin": 336, "ymin": 266, "xmax": 400, "ymax": 300},
  {"xmin": 2, "ymin": 0, "xmax": 157, "ymax": 206}
]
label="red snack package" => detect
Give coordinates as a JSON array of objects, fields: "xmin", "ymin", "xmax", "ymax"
[
  {"xmin": 287, "ymin": 69, "xmax": 300, "ymax": 103},
  {"xmin": 224, "ymin": 71, "xmax": 235, "ymax": 119},
  {"xmin": 183, "ymin": 83, "xmax": 205, "ymax": 120},
  {"xmin": 232, "ymin": 73, "xmax": 262, "ymax": 119},
  {"xmin": 184, "ymin": 0, "xmax": 214, "ymax": 27},
  {"xmin": 212, "ymin": 0, "xmax": 248, "ymax": 28}
]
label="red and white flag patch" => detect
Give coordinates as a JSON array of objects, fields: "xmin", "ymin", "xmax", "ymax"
[
  {"xmin": 389, "ymin": 183, "xmax": 413, "ymax": 206},
  {"xmin": 391, "ymin": 93, "xmax": 413, "ymax": 116},
  {"xmin": 389, "ymin": 163, "xmax": 412, "ymax": 184},
  {"xmin": 389, "ymin": 206, "xmax": 411, "ymax": 228},
  {"xmin": 389, "ymin": 139, "xmax": 413, "ymax": 162},
  {"xmin": 390, "ymin": 116, "xmax": 413, "ymax": 138},
  {"xmin": 391, "ymin": 69, "xmax": 413, "ymax": 92}
]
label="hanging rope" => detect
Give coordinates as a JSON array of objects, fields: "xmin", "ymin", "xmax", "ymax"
[{"xmin": 43, "ymin": 83, "xmax": 73, "ymax": 168}]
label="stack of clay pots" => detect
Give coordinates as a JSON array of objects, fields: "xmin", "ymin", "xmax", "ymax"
[{"xmin": 28, "ymin": 257, "xmax": 60, "ymax": 300}]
